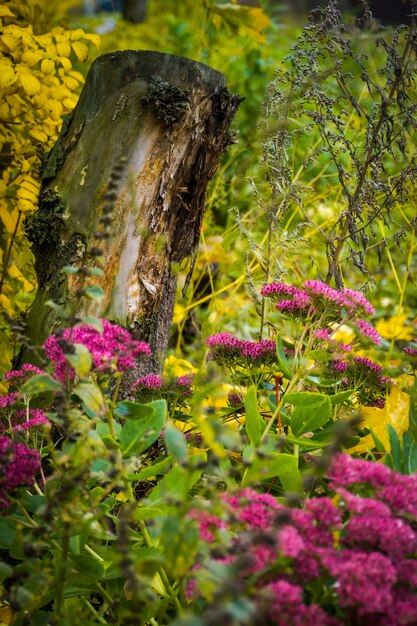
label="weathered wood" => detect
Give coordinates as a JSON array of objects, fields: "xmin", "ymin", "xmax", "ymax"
[{"xmin": 24, "ymin": 50, "xmax": 240, "ymax": 375}]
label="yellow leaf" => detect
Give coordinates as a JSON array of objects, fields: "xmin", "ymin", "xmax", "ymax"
[
  {"xmin": 57, "ymin": 56, "xmax": 72, "ymax": 71},
  {"xmin": 63, "ymin": 97, "xmax": 77, "ymax": 110},
  {"xmin": 21, "ymin": 50, "xmax": 42, "ymax": 67},
  {"xmin": 72, "ymin": 41, "xmax": 88, "ymax": 62},
  {"xmin": 0, "ymin": 605, "xmax": 14, "ymax": 625},
  {"xmin": 68, "ymin": 70, "xmax": 84, "ymax": 82},
  {"xmin": 29, "ymin": 128, "xmax": 48, "ymax": 142},
  {"xmin": 0, "ymin": 207, "xmax": 20, "ymax": 234},
  {"xmin": 0, "ymin": 65, "xmax": 17, "ymax": 89},
  {"xmin": 349, "ymin": 386, "xmax": 410, "ymax": 453},
  {"xmin": 0, "ymin": 5, "xmax": 15, "ymax": 17},
  {"xmin": 56, "ymin": 41, "xmax": 71, "ymax": 57},
  {"xmin": 18, "ymin": 198, "xmax": 37, "ymax": 212},
  {"xmin": 33, "ymin": 91, "xmax": 47, "ymax": 108},
  {"xmin": 164, "ymin": 355, "xmax": 198, "ymax": 377},
  {"xmin": 46, "ymin": 42, "xmax": 57, "ymax": 56},
  {"xmin": 376, "ymin": 313, "xmax": 414, "ymax": 340},
  {"xmin": 115, "ymin": 492, "xmax": 129, "ymax": 503},
  {"xmin": 46, "ymin": 99, "xmax": 63, "ymax": 121},
  {"xmin": 17, "ymin": 187, "xmax": 38, "ymax": 202},
  {"xmin": 0, "ymin": 34, "xmax": 18, "ymax": 51},
  {"xmin": 19, "ymin": 73, "xmax": 41, "ymax": 95},
  {"xmin": 41, "ymin": 58, "xmax": 55, "ymax": 76},
  {"xmin": 83, "ymin": 33, "xmax": 100, "ymax": 48},
  {"xmin": 0, "ymin": 294, "xmax": 13, "ymax": 314}
]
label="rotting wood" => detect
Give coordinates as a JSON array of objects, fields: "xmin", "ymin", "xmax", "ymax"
[{"xmin": 23, "ymin": 50, "xmax": 241, "ymax": 379}]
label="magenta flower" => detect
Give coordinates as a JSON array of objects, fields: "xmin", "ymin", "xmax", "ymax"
[
  {"xmin": 10, "ymin": 409, "xmax": 50, "ymax": 432},
  {"xmin": 0, "ymin": 436, "xmax": 41, "ymax": 509},
  {"xmin": 131, "ymin": 374, "xmax": 163, "ymax": 390},
  {"xmin": 43, "ymin": 319, "xmax": 151, "ymax": 381},
  {"xmin": 3, "ymin": 363, "xmax": 46, "ymax": 381},
  {"xmin": 207, "ymin": 333, "xmax": 277, "ymax": 366},
  {"xmin": 0, "ymin": 392, "xmax": 20, "ymax": 408},
  {"xmin": 342, "ymin": 288, "xmax": 375, "ymax": 316},
  {"xmin": 354, "ymin": 319, "xmax": 381, "ymax": 344}
]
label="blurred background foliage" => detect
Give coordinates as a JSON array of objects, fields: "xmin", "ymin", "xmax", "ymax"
[{"xmin": 1, "ymin": 0, "xmax": 416, "ymax": 385}]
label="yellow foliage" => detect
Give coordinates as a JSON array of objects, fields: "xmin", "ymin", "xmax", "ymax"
[
  {"xmin": 0, "ymin": 0, "xmax": 100, "ymax": 379},
  {"xmin": 349, "ymin": 386, "xmax": 410, "ymax": 454},
  {"xmin": 376, "ymin": 313, "xmax": 414, "ymax": 341}
]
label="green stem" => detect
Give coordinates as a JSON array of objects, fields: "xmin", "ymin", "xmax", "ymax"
[
  {"xmin": 81, "ymin": 596, "xmax": 108, "ymax": 624},
  {"xmin": 137, "ymin": 519, "xmax": 183, "ymax": 613},
  {"xmin": 55, "ymin": 524, "xmax": 71, "ymax": 618}
]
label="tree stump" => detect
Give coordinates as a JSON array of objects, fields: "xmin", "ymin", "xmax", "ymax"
[{"xmin": 24, "ymin": 51, "xmax": 240, "ymax": 375}]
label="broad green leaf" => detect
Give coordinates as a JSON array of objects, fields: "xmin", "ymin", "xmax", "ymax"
[
  {"xmin": 67, "ymin": 554, "xmax": 104, "ymax": 587},
  {"xmin": 22, "ymin": 374, "xmax": 61, "ymax": 395},
  {"xmin": 244, "ymin": 385, "xmax": 263, "ymax": 447},
  {"xmin": 0, "ymin": 519, "xmax": 16, "ymax": 548},
  {"xmin": 45, "ymin": 300, "xmax": 70, "ymax": 319},
  {"xmin": 120, "ymin": 399, "xmax": 167, "ymax": 457},
  {"xmin": 403, "ymin": 432, "xmax": 417, "ymax": 474},
  {"xmin": 243, "ymin": 452, "xmax": 302, "ymax": 492},
  {"xmin": 128, "ymin": 456, "xmax": 173, "ymax": 481},
  {"xmin": 78, "ymin": 316, "xmax": 103, "ymax": 332},
  {"xmin": 285, "ymin": 392, "xmax": 331, "ymax": 436},
  {"xmin": 66, "ymin": 344, "xmax": 92, "ymax": 378},
  {"xmin": 133, "ymin": 507, "xmax": 165, "ymax": 521},
  {"xmin": 276, "ymin": 335, "xmax": 292, "ymax": 378},
  {"xmin": 73, "ymin": 382, "xmax": 105, "ymax": 414},
  {"xmin": 84, "ymin": 285, "xmax": 105, "ymax": 301},
  {"xmin": 146, "ymin": 452, "xmax": 206, "ymax": 506},
  {"xmin": 285, "ymin": 434, "xmax": 330, "ymax": 451},
  {"xmin": 114, "ymin": 401, "xmax": 154, "ymax": 420},
  {"xmin": 387, "ymin": 424, "xmax": 401, "ymax": 471},
  {"xmin": 330, "ymin": 389, "xmax": 355, "ymax": 406},
  {"xmin": 164, "ymin": 423, "xmax": 188, "ymax": 462}
]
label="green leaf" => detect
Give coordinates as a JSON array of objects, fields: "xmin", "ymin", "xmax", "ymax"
[
  {"xmin": 276, "ymin": 335, "xmax": 292, "ymax": 378},
  {"xmin": 114, "ymin": 401, "xmax": 154, "ymax": 420},
  {"xmin": 66, "ymin": 344, "xmax": 92, "ymax": 378},
  {"xmin": 330, "ymin": 389, "xmax": 355, "ymax": 406},
  {"xmin": 128, "ymin": 456, "xmax": 173, "ymax": 481},
  {"xmin": 243, "ymin": 452, "xmax": 302, "ymax": 492},
  {"xmin": 164, "ymin": 423, "xmax": 188, "ymax": 462},
  {"xmin": 120, "ymin": 399, "xmax": 167, "ymax": 457},
  {"xmin": 387, "ymin": 424, "xmax": 401, "ymax": 471},
  {"xmin": 73, "ymin": 382, "xmax": 105, "ymax": 414},
  {"xmin": 22, "ymin": 374, "xmax": 61, "ymax": 395},
  {"xmin": 0, "ymin": 519, "xmax": 16, "ymax": 548},
  {"xmin": 285, "ymin": 392, "xmax": 331, "ymax": 436},
  {"xmin": 133, "ymin": 507, "xmax": 165, "ymax": 520},
  {"xmin": 62, "ymin": 265, "xmax": 79, "ymax": 274},
  {"xmin": 146, "ymin": 452, "xmax": 206, "ymax": 506},
  {"xmin": 84, "ymin": 285, "xmax": 105, "ymax": 301},
  {"xmin": 45, "ymin": 300, "xmax": 70, "ymax": 319},
  {"xmin": 403, "ymin": 431, "xmax": 417, "ymax": 474},
  {"xmin": 78, "ymin": 317, "xmax": 103, "ymax": 332},
  {"xmin": 244, "ymin": 385, "xmax": 263, "ymax": 447},
  {"xmin": 285, "ymin": 434, "xmax": 330, "ymax": 450},
  {"xmin": 68, "ymin": 554, "xmax": 105, "ymax": 587}
]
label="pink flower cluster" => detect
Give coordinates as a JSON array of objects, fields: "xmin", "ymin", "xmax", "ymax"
[
  {"xmin": 0, "ymin": 436, "xmax": 41, "ymax": 509},
  {"xmin": 207, "ymin": 332, "xmax": 277, "ymax": 366},
  {"xmin": 131, "ymin": 372, "xmax": 194, "ymax": 406},
  {"xmin": 261, "ymin": 281, "xmax": 377, "ymax": 332},
  {"xmin": 3, "ymin": 363, "xmax": 46, "ymax": 381},
  {"xmin": 43, "ymin": 320, "xmax": 151, "ymax": 381},
  {"xmin": 190, "ymin": 454, "xmax": 417, "ymax": 625},
  {"xmin": 9, "ymin": 409, "xmax": 50, "ymax": 432},
  {"xmin": 132, "ymin": 374, "xmax": 163, "ymax": 390}
]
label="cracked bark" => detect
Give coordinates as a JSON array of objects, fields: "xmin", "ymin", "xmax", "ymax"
[{"xmin": 23, "ymin": 50, "xmax": 240, "ymax": 380}]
